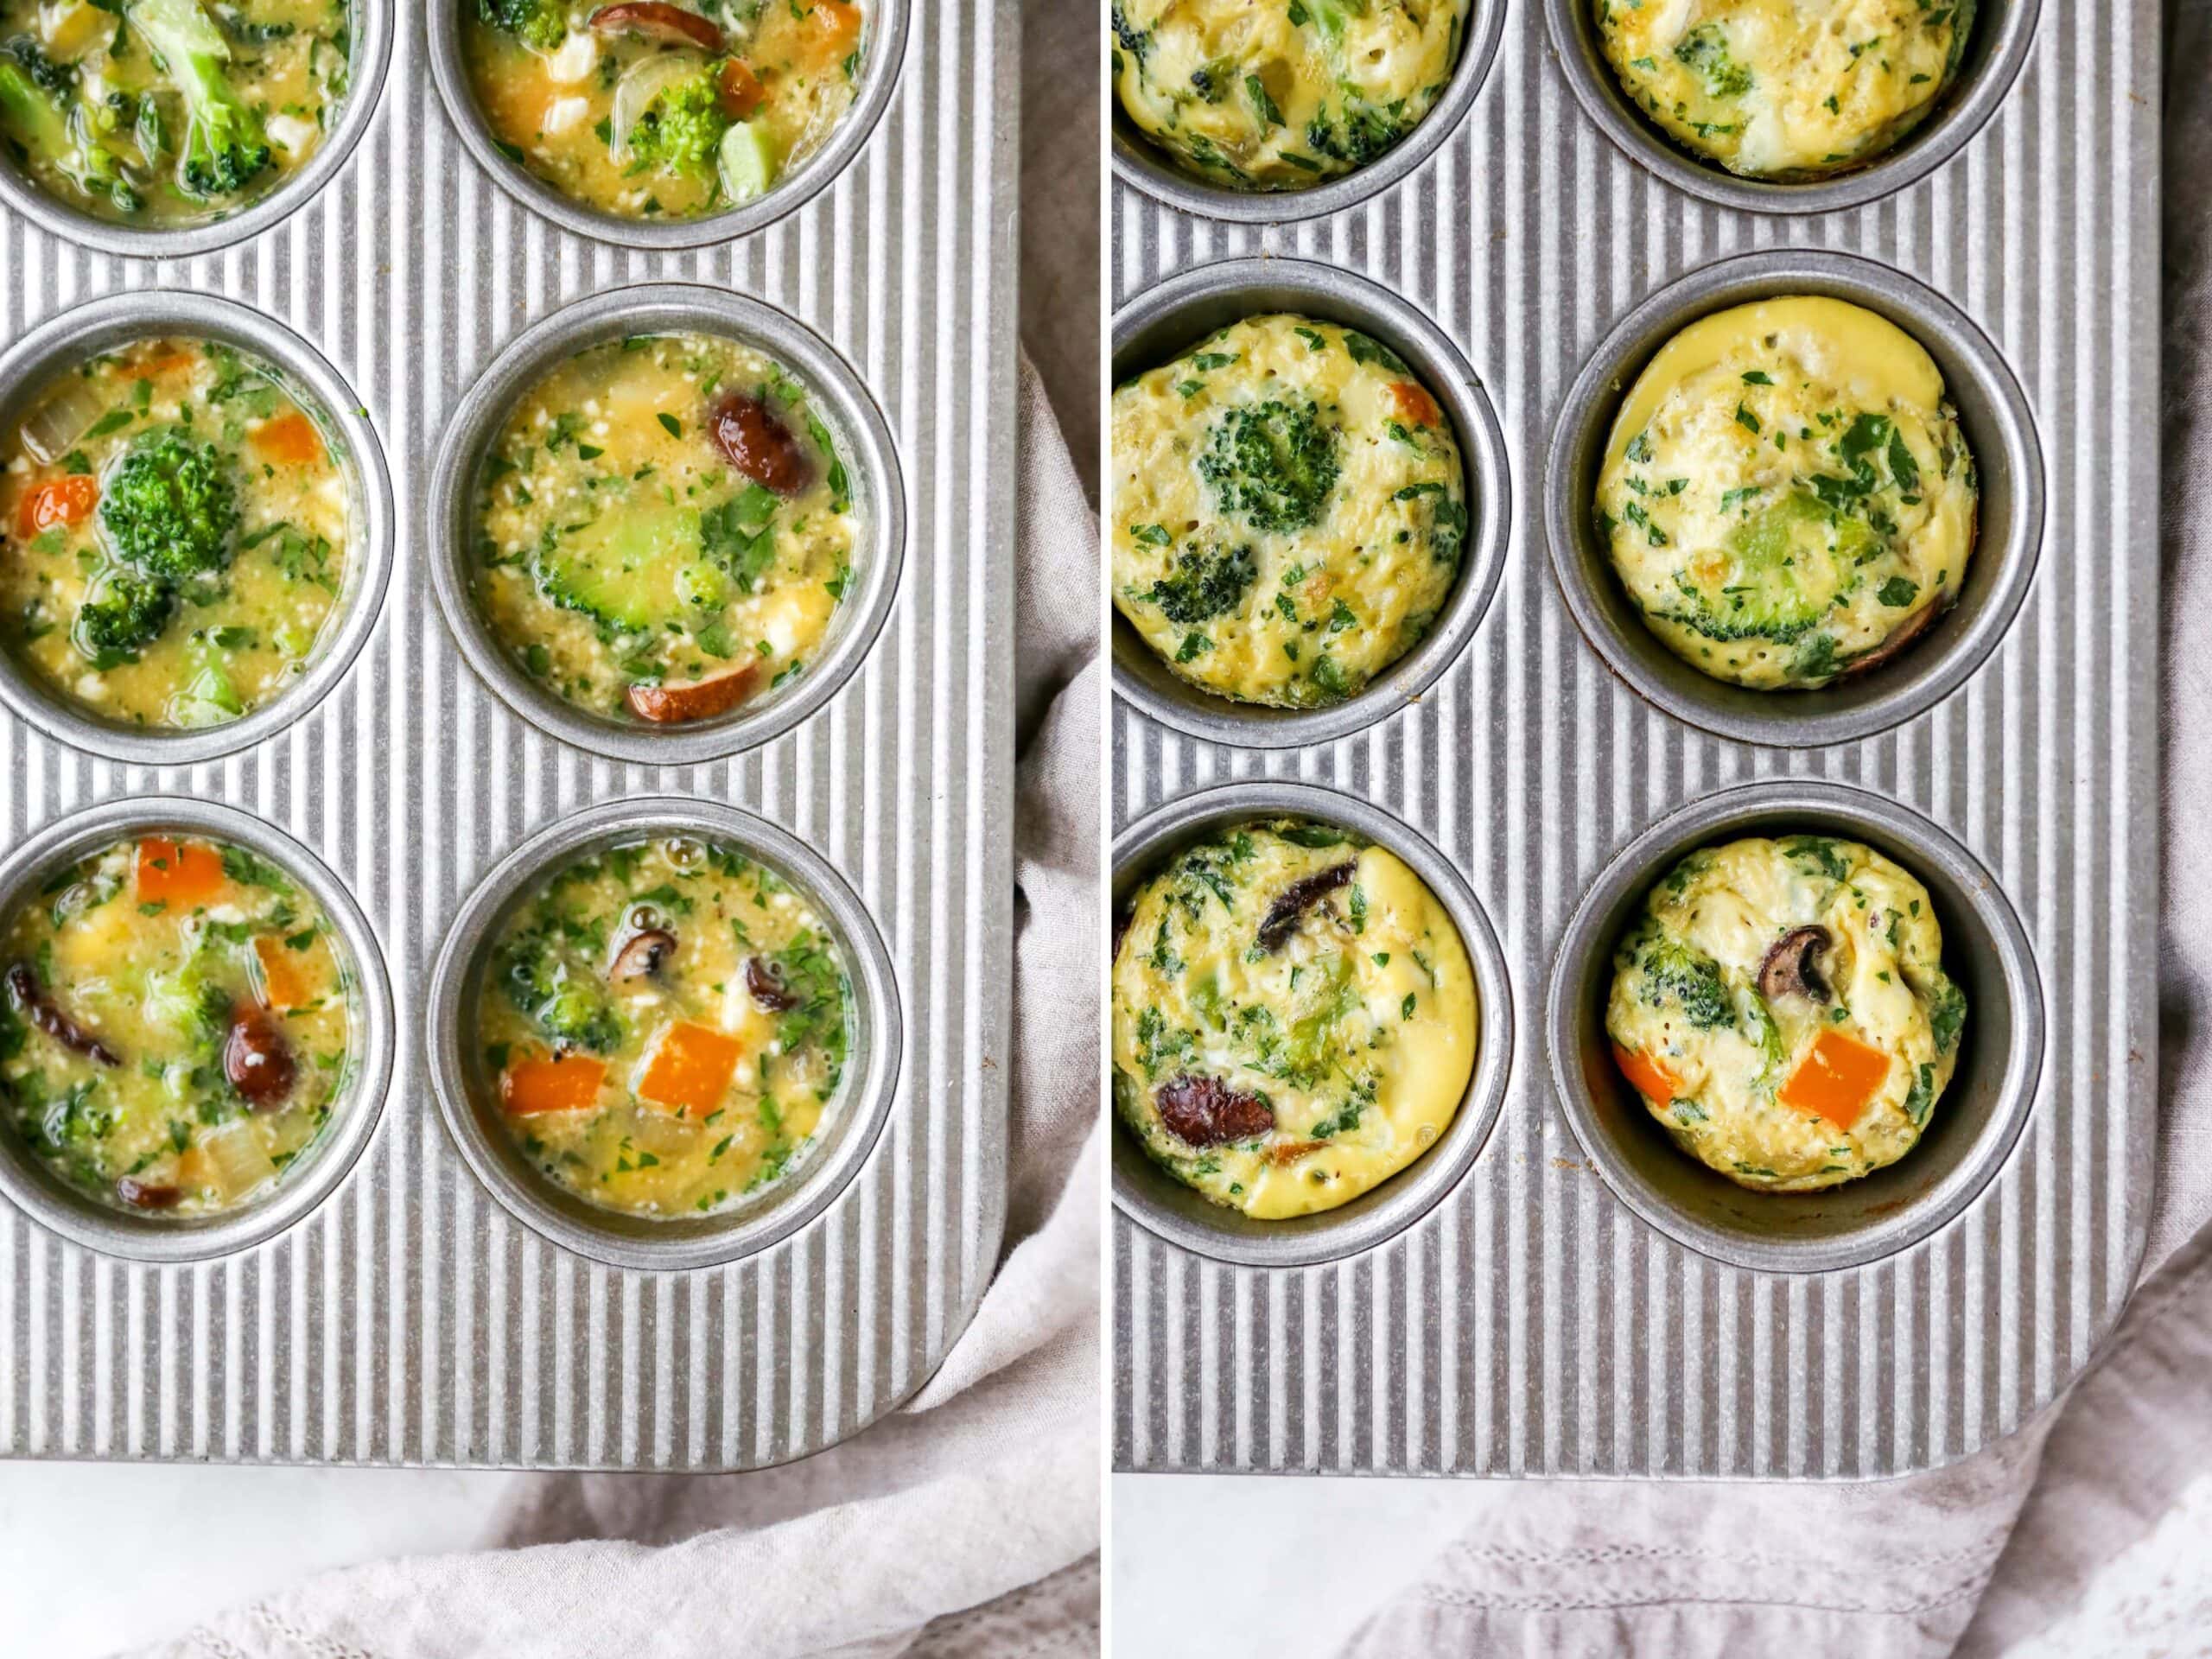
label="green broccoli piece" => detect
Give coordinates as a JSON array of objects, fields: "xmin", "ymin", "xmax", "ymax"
[
  {"xmin": 478, "ymin": 0, "xmax": 570, "ymax": 52},
  {"xmin": 625, "ymin": 67, "xmax": 730, "ymax": 177},
  {"xmin": 1648, "ymin": 489, "xmax": 1871, "ymax": 646},
  {"xmin": 1926, "ymin": 972, "xmax": 1967, "ymax": 1057},
  {"xmin": 1136, "ymin": 543, "xmax": 1255, "ymax": 626},
  {"xmin": 100, "ymin": 426, "xmax": 240, "ymax": 583},
  {"xmin": 1197, "ymin": 400, "xmax": 1340, "ymax": 534},
  {"xmin": 1303, "ymin": 92, "xmax": 1412, "ymax": 168},
  {"xmin": 1627, "ymin": 925, "xmax": 1734, "ymax": 1031},
  {"xmin": 127, "ymin": 0, "xmax": 272, "ymax": 199},
  {"xmin": 1109, "ymin": 4, "xmax": 1152, "ymax": 64},
  {"xmin": 0, "ymin": 46, "xmax": 143, "ymax": 213},
  {"xmin": 1675, "ymin": 24, "xmax": 1754, "ymax": 99},
  {"xmin": 496, "ymin": 929, "xmax": 622, "ymax": 1055},
  {"xmin": 73, "ymin": 568, "xmax": 177, "ymax": 665}
]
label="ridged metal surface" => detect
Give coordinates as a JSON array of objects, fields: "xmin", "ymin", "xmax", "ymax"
[
  {"xmin": 1113, "ymin": 3, "xmax": 2160, "ymax": 1478},
  {"xmin": 0, "ymin": 0, "xmax": 1017, "ymax": 1470}
]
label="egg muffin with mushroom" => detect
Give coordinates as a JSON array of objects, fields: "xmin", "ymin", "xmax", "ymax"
[
  {"xmin": 1111, "ymin": 0, "xmax": 1471, "ymax": 191},
  {"xmin": 1112, "ymin": 817, "xmax": 1477, "ymax": 1218},
  {"xmin": 1607, "ymin": 833, "xmax": 1967, "ymax": 1192},
  {"xmin": 1594, "ymin": 0, "xmax": 1974, "ymax": 181},
  {"xmin": 1597, "ymin": 296, "xmax": 1977, "ymax": 691},
  {"xmin": 1113, "ymin": 314, "xmax": 1467, "ymax": 709}
]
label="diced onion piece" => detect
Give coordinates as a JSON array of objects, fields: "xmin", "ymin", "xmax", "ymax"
[
  {"xmin": 194, "ymin": 1119, "xmax": 276, "ymax": 1201},
  {"xmin": 18, "ymin": 377, "xmax": 111, "ymax": 466},
  {"xmin": 545, "ymin": 28, "xmax": 599, "ymax": 84},
  {"xmin": 609, "ymin": 51, "xmax": 707, "ymax": 162}
]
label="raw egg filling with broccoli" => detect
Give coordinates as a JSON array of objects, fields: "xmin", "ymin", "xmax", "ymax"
[
  {"xmin": 0, "ymin": 335, "xmax": 353, "ymax": 731},
  {"xmin": 1606, "ymin": 833, "xmax": 1968, "ymax": 1192},
  {"xmin": 479, "ymin": 834, "xmax": 852, "ymax": 1219},
  {"xmin": 0, "ymin": 832, "xmax": 357, "ymax": 1217},
  {"xmin": 466, "ymin": 0, "xmax": 864, "ymax": 221},
  {"xmin": 0, "ymin": 0, "xmax": 352, "ymax": 227},
  {"xmin": 471, "ymin": 331, "xmax": 855, "ymax": 727},
  {"xmin": 1112, "ymin": 313, "xmax": 1467, "ymax": 709}
]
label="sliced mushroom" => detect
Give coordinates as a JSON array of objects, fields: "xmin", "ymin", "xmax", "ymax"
[
  {"xmin": 115, "ymin": 1177, "xmax": 180, "ymax": 1211},
  {"xmin": 223, "ymin": 1002, "xmax": 296, "ymax": 1109},
  {"xmin": 1844, "ymin": 601, "xmax": 1946, "ymax": 677},
  {"xmin": 626, "ymin": 663, "xmax": 761, "ymax": 725},
  {"xmin": 745, "ymin": 956, "xmax": 798, "ymax": 1013},
  {"xmin": 1154, "ymin": 1073, "xmax": 1274, "ymax": 1147},
  {"xmin": 1255, "ymin": 861, "xmax": 1355, "ymax": 953},
  {"xmin": 610, "ymin": 927, "xmax": 677, "ymax": 982},
  {"xmin": 1265, "ymin": 1139, "xmax": 1325, "ymax": 1166},
  {"xmin": 587, "ymin": 3, "xmax": 725, "ymax": 49},
  {"xmin": 1758, "ymin": 925, "xmax": 1834, "ymax": 1006},
  {"xmin": 4, "ymin": 962, "xmax": 119, "ymax": 1066},
  {"xmin": 708, "ymin": 391, "xmax": 814, "ymax": 496}
]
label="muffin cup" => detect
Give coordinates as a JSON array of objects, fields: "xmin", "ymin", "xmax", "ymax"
[
  {"xmin": 1110, "ymin": 0, "xmax": 1506, "ymax": 224},
  {"xmin": 1543, "ymin": 0, "xmax": 2040, "ymax": 215},
  {"xmin": 1544, "ymin": 249, "xmax": 2044, "ymax": 749},
  {"xmin": 1547, "ymin": 779, "xmax": 2044, "ymax": 1275},
  {"xmin": 428, "ymin": 0, "xmax": 909, "ymax": 250},
  {"xmin": 1110, "ymin": 781, "xmax": 1514, "ymax": 1268},
  {"xmin": 428, "ymin": 283, "xmax": 905, "ymax": 766},
  {"xmin": 0, "ymin": 798, "xmax": 396, "ymax": 1263},
  {"xmin": 0, "ymin": 0, "xmax": 392, "ymax": 259},
  {"xmin": 1112, "ymin": 257, "xmax": 1511, "ymax": 749},
  {"xmin": 425, "ymin": 795, "xmax": 902, "ymax": 1273},
  {"xmin": 0, "ymin": 291, "xmax": 397, "ymax": 767}
]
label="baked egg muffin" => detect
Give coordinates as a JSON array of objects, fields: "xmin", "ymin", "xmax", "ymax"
[
  {"xmin": 1606, "ymin": 833, "xmax": 1967, "ymax": 1192},
  {"xmin": 1111, "ymin": 817, "xmax": 1477, "ymax": 1219},
  {"xmin": 1597, "ymin": 296, "xmax": 1977, "ymax": 691},
  {"xmin": 1111, "ymin": 0, "xmax": 1470, "ymax": 191},
  {"xmin": 1113, "ymin": 314, "xmax": 1466, "ymax": 709},
  {"xmin": 1593, "ymin": 0, "xmax": 1973, "ymax": 181}
]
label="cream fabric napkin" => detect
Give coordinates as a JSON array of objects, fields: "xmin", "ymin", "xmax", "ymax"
[{"xmin": 1344, "ymin": 8, "xmax": 2210, "ymax": 1653}]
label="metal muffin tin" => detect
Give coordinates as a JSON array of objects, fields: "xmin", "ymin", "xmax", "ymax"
[
  {"xmin": 427, "ymin": 0, "xmax": 911, "ymax": 251},
  {"xmin": 1115, "ymin": 1, "xmax": 2159, "ymax": 1478},
  {"xmin": 0, "ymin": 0, "xmax": 1015, "ymax": 1471},
  {"xmin": 428, "ymin": 283, "xmax": 905, "ymax": 766},
  {"xmin": 0, "ymin": 289, "xmax": 397, "ymax": 767},
  {"xmin": 1111, "ymin": 257, "xmax": 1512, "ymax": 749},
  {"xmin": 1545, "ymin": 248, "xmax": 2045, "ymax": 750},
  {"xmin": 426, "ymin": 795, "xmax": 901, "ymax": 1274},
  {"xmin": 0, "ymin": 797, "xmax": 395, "ymax": 1266},
  {"xmin": 1543, "ymin": 0, "xmax": 2043, "ymax": 217},
  {"xmin": 0, "ymin": 0, "xmax": 394, "ymax": 259},
  {"xmin": 1112, "ymin": 781, "xmax": 1515, "ymax": 1269}
]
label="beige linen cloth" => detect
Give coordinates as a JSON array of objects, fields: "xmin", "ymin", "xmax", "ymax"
[
  {"xmin": 130, "ymin": 2, "xmax": 1104, "ymax": 1650},
  {"xmin": 1344, "ymin": 9, "xmax": 2212, "ymax": 1655}
]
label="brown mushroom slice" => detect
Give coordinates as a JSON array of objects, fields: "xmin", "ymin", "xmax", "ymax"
[
  {"xmin": 587, "ymin": 3, "xmax": 725, "ymax": 49},
  {"xmin": 4, "ymin": 962, "xmax": 119, "ymax": 1066},
  {"xmin": 1844, "ymin": 600, "xmax": 1946, "ymax": 677},
  {"xmin": 1265, "ymin": 1139, "xmax": 1326, "ymax": 1167},
  {"xmin": 610, "ymin": 928, "xmax": 677, "ymax": 982},
  {"xmin": 1154, "ymin": 1073, "xmax": 1274, "ymax": 1147},
  {"xmin": 1758, "ymin": 925, "xmax": 1834, "ymax": 1006},
  {"xmin": 744, "ymin": 956, "xmax": 798, "ymax": 1013},
  {"xmin": 707, "ymin": 391, "xmax": 814, "ymax": 496},
  {"xmin": 625, "ymin": 663, "xmax": 760, "ymax": 726},
  {"xmin": 115, "ymin": 1177, "xmax": 181, "ymax": 1211},
  {"xmin": 1255, "ymin": 861, "xmax": 1355, "ymax": 953},
  {"xmin": 224, "ymin": 1002, "xmax": 297, "ymax": 1109}
]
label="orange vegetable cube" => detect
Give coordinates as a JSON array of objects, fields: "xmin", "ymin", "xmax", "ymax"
[
  {"xmin": 136, "ymin": 837, "xmax": 226, "ymax": 908},
  {"xmin": 1389, "ymin": 379, "xmax": 1442, "ymax": 429},
  {"xmin": 810, "ymin": 0, "xmax": 861, "ymax": 56},
  {"xmin": 1611, "ymin": 1043, "xmax": 1679, "ymax": 1108},
  {"xmin": 717, "ymin": 57, "xmax": 766, "ymax": 118},
  {"xmin": 251, "ymin": 410, "xmax": 323, "ymax": 466},
  {"xmin": 1780, "ymin": 1028, "xmax": 1894, "ymax": 1129},
  {"xmin": 502, "ymin": 1052, "xmax": 608, "ymax": 1116},
  {"xmin": 636, "ymin": 1021, "xmax": 743, "ymax": 1116},
  {"xmin": 16, "ymin": 474, "xmax": 98, "ymax": 539},
  {"xmin": 251, "ymin": 934, "xmax": 314, "ymax": 1012}
]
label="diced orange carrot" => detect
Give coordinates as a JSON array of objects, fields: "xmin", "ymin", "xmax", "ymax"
[
  {"xmin": 501, "ymin": 1052, "xmax": 608, "ymax": 1116},
  {"xmin": 1389, "ymin": 380, "xmax": 1442, "ymax": 429},
  {"xmin": 136, "ymin": 838, "xmax": 226, "ymax": 908},
  {"xmin": 138, "ymin": 343, "xmax": 199, "ymax": 377},
  {"xmin": 717, "ymin": 57, "xmax": 766, "ymax": 118},
  {"xmin": 251, "ymin": 934, "xmax": 314, "ymax": 1012},
  {"xmin": 15, "ymin": 474, "xmax": 98, "ymax": 540},
  {"xmin": 1611, "ymin": 1043, "xmax": 1679, "ymax": 1107},
  {"xmin": 251, "ymin": 410, "xmax": 322, "ymax": 466},
  {"xmin": 1779, "ymin": 1028, "xmax": 1894, "ymax": 1129},
  {"xmin": 636, "ymin": 1021, "xmax": 743, "ymax": 1116},
  {"xmin": 810, "ymin": 0, "xmax": 861, "ymax": 57}
]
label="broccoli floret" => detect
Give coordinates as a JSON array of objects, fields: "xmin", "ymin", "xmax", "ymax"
[
  {"xmin": 497, "ymin": 930, "xmax": 622, "ymax": 1055},
  {"xmin": 1647, "ymin": 489, "xmax": 1871, "ymax": 646},
  {"xmin": 1197, "ymin": 400, "xmax": 1339, "ymax": 534},
  {"xmin": 100, "ymin": 427, "xmax": 240, "ymax": 582},
  {"xmin": 127, "ymin": 0, "xmax": 272, "ymax": 199},
  {"xmin": 7, "ymin": 38, "xmax": 72, "ymax": 99},
  {"xmin": 73, "ymin": 568, "xmax": 177, "ymax": 664},
  {"xmin": 1628, "ymin": 925, "xmax": 1733, "ymax": 1031},
  {"xmin": 1674, "ymin": 24, "xmax": 1754, "ymax": 99},
  {"xmin": 1136, "ymin": 542, "xmax": 1255, "ymax": 626},
  {"xmin": 625, "ymin": 68, "xmax": 730, "ymax": 176},
  {"xmin": 1109, "ymin": 4, "xmax": 1151, "ymax": 64},
  {"xmin": 0, "ymin": 48, "xmax": 144, "ymax": 213},
  {"xmin": 478, "ymin": 0, "xmax": 570, "ymax": 52},
  {"xmin": 1303, "ymin": 92, "xmax": 1412, "ymax": 168}
]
